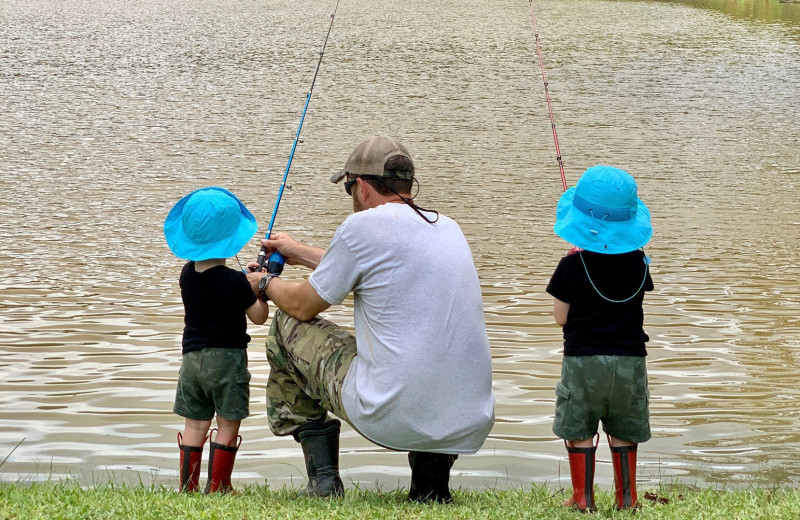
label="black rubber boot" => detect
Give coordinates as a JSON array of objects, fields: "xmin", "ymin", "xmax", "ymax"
[
  {"xmin": 407, "ymin": 451, "xmax": 458, "ymax": 504},
  {"xmin": 293, "ymin": 419, "xmax": 344, "ymax": 497}
]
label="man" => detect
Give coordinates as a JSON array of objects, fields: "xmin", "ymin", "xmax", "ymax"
[{"xmin": 247, "ymin": 136, "xmax": 494, "ymax": 503}]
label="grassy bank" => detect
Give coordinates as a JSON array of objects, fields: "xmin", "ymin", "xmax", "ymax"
[{"xmin": 2, "ymin": 483, "xmax": 800, "ymax": 520}]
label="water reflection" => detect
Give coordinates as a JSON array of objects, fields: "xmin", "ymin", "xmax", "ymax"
[
  {"xmin": 657, "ymin": 0, "xmax": 800, "ymax": 29},
  {"xmin": 1, "ymin": 0, "xmax": 799, "ymax": 491}
]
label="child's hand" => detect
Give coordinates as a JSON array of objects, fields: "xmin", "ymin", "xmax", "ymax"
[{"xmin": 246, "ymin": 261, "xmax": 263, "ymax": 273}]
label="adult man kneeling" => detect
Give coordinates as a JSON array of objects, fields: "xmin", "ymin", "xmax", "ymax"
[{"xmin": 247, "ymin": 136, "xmax": 495, "ymax": 502}]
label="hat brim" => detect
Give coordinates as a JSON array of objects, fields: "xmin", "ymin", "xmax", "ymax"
[
  {"xmin": 554, "ymin": 187, "xmax": 652, "ymax": 254},
  {"xmin": 164, "ymin": 187, "xmax": 258, "ymax": 261},
  {"xmin": 330, "ymin": 169, "xmax": 346, "ymax": 184}
]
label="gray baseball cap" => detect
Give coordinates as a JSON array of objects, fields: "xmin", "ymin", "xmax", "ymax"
[{"xmin": 330, "ymin": 136, "xmax": 415, "ymax": 183}]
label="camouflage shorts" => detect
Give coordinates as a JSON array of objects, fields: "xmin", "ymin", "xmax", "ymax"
[
  {"xmin": 265, "ymin": 309, "xmax": 357, "ymax": 436},
  {"xmin": 173, "ymin": 348, "xmax": 251, "ymax": 421},
  {"xmin": 553, "ymin": 355, "xmax": 651, "ymax": 443}
]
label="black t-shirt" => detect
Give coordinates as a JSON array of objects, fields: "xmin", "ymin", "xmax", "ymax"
[
  {"xmin": 179, "ymin": 262, "xmax": 258, "ymax": 355},
  {"xmin": 546, "ymin": 250, "xmax": 653, "ymax": 357}
]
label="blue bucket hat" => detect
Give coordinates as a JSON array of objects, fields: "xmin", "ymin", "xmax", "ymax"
[
  {"xmin": 554, "ymin": 165, "xmax": 652, "ymax": 254},
  {"xmin": 164, "ymin": 187, "xmax": 258, "ymax": 261}
]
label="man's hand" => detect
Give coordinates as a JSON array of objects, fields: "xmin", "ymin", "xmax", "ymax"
[
  {"xmin": 260, "ymin": 232, "xmax": 325, "ymax": 270},
  {"xmin": 262, "ymin": 232, "xmax": 300, "ymax": 264}
]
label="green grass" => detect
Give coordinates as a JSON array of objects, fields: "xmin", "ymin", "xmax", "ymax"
[{"xmin": 2, "ymin": 482, "xmax": 800, "ymax": 520}]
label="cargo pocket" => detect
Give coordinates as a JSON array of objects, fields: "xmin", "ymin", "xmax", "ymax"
[
  {"xmin": 235, "ymin": 369, "xmax": 252, "ymax": 397},
  {"xmin": 554, "ymin": 382, "xmax": 571, "ymax": 427},
  {"xmin": 232, "ymin": 369, "xmax": 252, "ymax": 418}
]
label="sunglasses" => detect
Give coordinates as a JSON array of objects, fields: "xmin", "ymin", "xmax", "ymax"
[{"xmin": 344, "ymin": 175, "xmax": 381, "ymax": 196}]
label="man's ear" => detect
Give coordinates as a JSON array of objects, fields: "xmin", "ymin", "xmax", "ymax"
[{"xmin": 356, "ymin": 176, "xmax": 372, "ymax": 197}]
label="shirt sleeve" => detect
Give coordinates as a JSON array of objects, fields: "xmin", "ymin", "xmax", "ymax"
[
  {"xmin": 545, "ymin": 255, "xmax": 573, "ymax": 303},
  {"xmin": 308, "ymin": 229, "xmax": 361, "ymax": 305},
  {"xmin": 233, "ymin": 269, "xmax": 258, "ymax": 309}
]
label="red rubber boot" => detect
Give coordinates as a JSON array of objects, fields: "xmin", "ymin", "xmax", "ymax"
[
  {"xmin": 610, "ymin": 441, "xmax": 640, "ymax": 509},
  {"xmin": 563, "ymin": 440, "xmax": 597, "ymax": 512},
  {"xmin": 177, "ymin": 432, "xmax": 205, "ymax": 493},
  {"xmin": 204, "ymin": 429, "xmax": 242, "ymax": 494}
]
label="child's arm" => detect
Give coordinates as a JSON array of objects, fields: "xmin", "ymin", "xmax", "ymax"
[
  {"xmin": 246, "ymin": 298, "xmax": 269, "ymax": 325},
  {"xmin": 553, "ymin": 297, "xmax": 570, "ymax": 326}
]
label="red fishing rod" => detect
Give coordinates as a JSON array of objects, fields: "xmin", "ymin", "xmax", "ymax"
[{"xmin": 528, "ymin": 0, "xmax": 568, "ymax": 192}]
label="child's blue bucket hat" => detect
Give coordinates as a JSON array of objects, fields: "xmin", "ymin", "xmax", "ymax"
[
  {"xmin": 554, "ymin": 165, "xmax": 652, "ymax": 254},
  {"xmin": 164, "ymin": 187, "xmax": 258, "ymax": 261}
]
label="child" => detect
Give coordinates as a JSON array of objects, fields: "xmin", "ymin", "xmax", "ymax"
[
  {"xmin": 163, "ymin": 187, "xmax": 268, "ymax": 493},
  {"xmin": 546, "ymin": 165, "xmax": 654, "ymax": 511}
]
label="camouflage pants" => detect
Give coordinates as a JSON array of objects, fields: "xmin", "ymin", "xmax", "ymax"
[
  {"xmin": 553, "ymin": 355, "xmax": 651, "ymax": 443},
  {"xmin": 265, "ymin": 309, "xmax": 357, "ymax": 436}
]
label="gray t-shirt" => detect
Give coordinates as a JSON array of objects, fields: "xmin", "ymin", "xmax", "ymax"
[{"xmin": 309, "ymin": 202, "xmax": 495, "ymax": 454}]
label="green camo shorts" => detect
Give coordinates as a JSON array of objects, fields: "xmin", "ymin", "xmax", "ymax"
[
  {"xmin": 173, "ymin": 348, "xmax": 251, "ymax": 421},
  {"xmin": 553, "ymin": 355, "xmax": 651, "ymax": 443}
]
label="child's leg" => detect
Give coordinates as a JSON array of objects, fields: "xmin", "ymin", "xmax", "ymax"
[
  {"xmin": 206, "ymin": 416, "xmax": 242, "ymax": 493},
  {"xmin": 213, "ymin": 416, "xmax": 241, "ymax": 447},
  {"xmin": 604, "ymin": 356, "xmax": 650, "ymax": 510},
  {"xmin": 182, "ymin": 418, "xmax": 213, "ymax": 446},
  {"xmin": 553, "ymin": 357, "xmax": 607, "ymax": 511}
]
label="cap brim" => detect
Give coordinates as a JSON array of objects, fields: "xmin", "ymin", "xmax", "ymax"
[{"xmin": 330, "ymin": 169, "xmax": 346, "ymax": 184}]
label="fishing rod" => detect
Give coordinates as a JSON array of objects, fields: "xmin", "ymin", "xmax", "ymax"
[
  {"xmin": 528, "ymin": 2, "xmax": 651, "ymax": 289},
  {"xmin": 528, "ymin": 0, "xmax": 568, "ymax": 192},
  {"xmin": 254, "ymin": 0, "xmax": 341, "ymax": 275}
]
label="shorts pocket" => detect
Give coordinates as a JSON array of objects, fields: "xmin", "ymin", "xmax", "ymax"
[
  {"xmin": 235, "ymin": 369, "xmax": 252, "ymax": 386},
  {"xmin": 554, "ymin": 382, "xmax": 571, "ymax": 427}
]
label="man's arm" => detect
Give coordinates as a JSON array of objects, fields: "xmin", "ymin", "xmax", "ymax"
[
  {"xmin": 267, "ymin": 278, "xmax": 330, "ymax": 322},
  {"xmin": 247, "ymin": 272, "xmax": 331, "ymax": 322},
  {"xmin": 246, "ymin": 231, "xmax": 332, "ymax": 321}
]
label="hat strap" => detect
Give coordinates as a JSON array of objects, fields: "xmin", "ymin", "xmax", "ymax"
[
  {"xmin": 368, "ymin": 176, "xmax": 439, "ymax": 224},
  {"xmin": 573, "ymin": 194, "xmax": 635, "ymax": 222},
  {"xmin": 579, "ymin": 250, "xmax": 650, "ymax": 303}
]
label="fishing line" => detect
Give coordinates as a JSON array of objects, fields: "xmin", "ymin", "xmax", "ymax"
[
  {"xmin": 527, "ymin": 0, "xmax": 567, "ymax": 192},
  {"xmin": 253, "ymin": 0, "xmax": 341, "ymax": 274}
]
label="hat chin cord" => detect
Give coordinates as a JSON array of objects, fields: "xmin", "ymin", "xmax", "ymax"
[
  {"xmin": 372, "ymin": 176, "xmax": 439, "ymax": 224},
  {"xmin": 588, "ymin": 209, "xmax": 608, "ymax": 235},
  {"xmin": 578, "ymin": 250, "xmax": 650, "ymax": 303}
]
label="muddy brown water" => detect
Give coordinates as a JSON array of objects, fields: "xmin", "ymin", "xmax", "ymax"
[{"xmin": 1, "ymin": 0, "xmax": 799, "ymax": 491}]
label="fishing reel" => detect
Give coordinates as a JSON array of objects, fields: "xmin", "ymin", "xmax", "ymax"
[{"xmin": 255, "ymin": 248, "xmax": 285, "ymax": 276}]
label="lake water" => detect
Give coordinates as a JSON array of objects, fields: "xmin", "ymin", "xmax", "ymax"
[{"xmin": 1, "ymin": 0, "xmax": 799, "ymax": 492}]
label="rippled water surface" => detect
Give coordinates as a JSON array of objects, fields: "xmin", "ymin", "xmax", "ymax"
[{"xmin": 1, "ymin": 0, "xmax": 799, "ymax": 491}]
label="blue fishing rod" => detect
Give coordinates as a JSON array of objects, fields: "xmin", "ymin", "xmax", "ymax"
[{"xmin": 254, "ymin": 0, "xmax": 341, "ymax": 275}]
